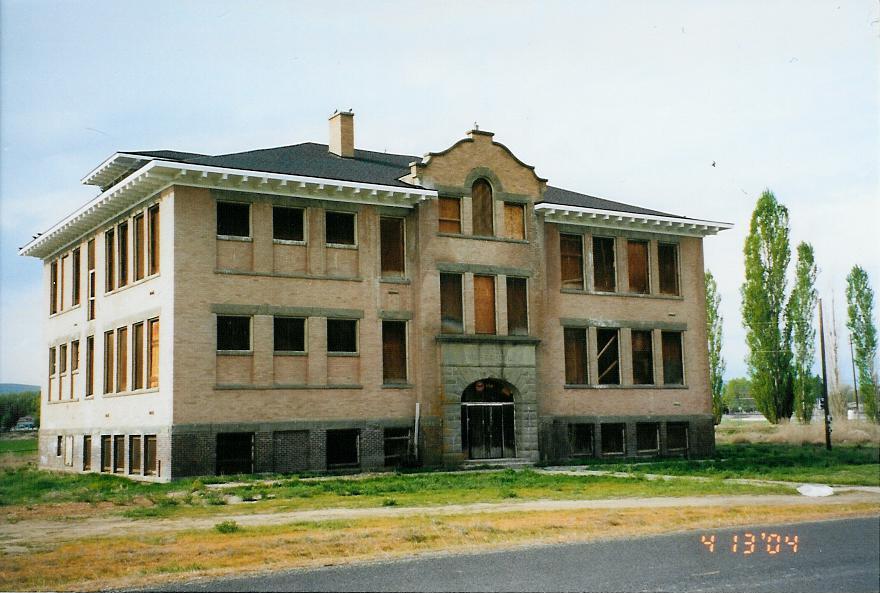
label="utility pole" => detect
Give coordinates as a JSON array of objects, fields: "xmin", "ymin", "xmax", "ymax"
[
  {"xmin": 849, "ymin": 335, "xmax": 860, "ymax": 415},
  {"xmin": 818, "ymin": 299, "xmax": 832, "ymax": 450}
]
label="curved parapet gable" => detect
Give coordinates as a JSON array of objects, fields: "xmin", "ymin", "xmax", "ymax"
[{"xmin": 405, "ymin": 130, "xmax": 547, "ymax": 199}]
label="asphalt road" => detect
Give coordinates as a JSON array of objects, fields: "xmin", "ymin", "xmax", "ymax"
[{"xmin": 148, "ymin": 516, "xmax": 879, "ymax": 592}]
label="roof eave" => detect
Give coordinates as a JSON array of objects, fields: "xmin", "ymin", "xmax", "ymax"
[{"xmin": 534, "ymin": 203, "xmax": 733, "ymax": 237}]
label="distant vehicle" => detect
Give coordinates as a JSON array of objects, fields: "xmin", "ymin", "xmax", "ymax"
[{"xmin": 12, "ymin": 416, "xmax": 36, "ymax": 431}]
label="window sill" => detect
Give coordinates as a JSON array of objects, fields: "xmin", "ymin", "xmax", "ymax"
[
  {"xmin": 327, "ymin": 352, "xmax": 359, "ymax": 357},
  {"xmin": 381, "ymin": 382, "xmax": 413, "ymax": 389},
  {"xmin": 47, "ymin": 398, "xmax": 80, "ymax": 404},
  {"xmin": 49, "ymin": 303, "xmax": 83, "ymax": 319},
  {"xmin": 273, "ymin": 351, "xmax": 307, "ymax": 357},
  {"xmin": 561, "ymin": 288, "xmax": 684, "ymax": 301},
  {"xmin": 273, "ymin": 239, "xmax": 307, "ymax": 246},
  {"xmin": 217, "ymin": 350, "xmax": 254, "ymax": 356},
  {"xmin": 102, "ymin": 387, "xmax": 160, "ymax": 398},
  {"xmin": 217, "ymin": 235, "xmax": 253, "ymax": 242},
  {"xmin": 216, "ymin": 383, "xmax": 363, "ymax": 390},
  {"xmin": 102, "ymin": 273, "xmax": 161, "ymax": 298},
  {"xmin": 564, "ymin": 384, "xmax": 689, "ymax": 390},
  {"xmin": 436, "ymin": 334, "xmax": 540, "ymax": 344},
  {"xmin": 380, "ymin": 275, "xmax": 409, "ymax": 284},
  {"xmin": 326, "ymin": 243, "xmax": 358, "ymax": 250},
  {"xmin": 437, "ymin": 232, "xmax": 528, "ymax": 245}
]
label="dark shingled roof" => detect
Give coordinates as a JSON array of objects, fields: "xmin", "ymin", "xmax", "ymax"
[
  {"xmin": 128, "ymin": 143, "xmax": 677, "ymax": 216},
  {"xmin": 540, "ymin": 186, "xmax": 681, "ymax": 218}
]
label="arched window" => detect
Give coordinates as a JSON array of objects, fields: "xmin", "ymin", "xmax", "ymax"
[{"xmin": 471, "ymin": 179, "xmax": 494, "ymax": 236}]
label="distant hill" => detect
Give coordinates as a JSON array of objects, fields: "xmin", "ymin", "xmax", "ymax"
[{"xmin": 0, "ymin": 384, "xmax": 39, "ymax": 395}]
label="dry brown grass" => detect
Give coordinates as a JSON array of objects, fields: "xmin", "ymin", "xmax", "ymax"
[
  {"xmin": 2, "ymin": 502, "xmax": 877, "ymax": 592},
  {"xmin": 717, "ymin": 419, "xmax": 880, "ymax": 446}
]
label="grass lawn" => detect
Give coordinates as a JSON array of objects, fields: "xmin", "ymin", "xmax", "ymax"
[
  {"xmin": 0, "ymin": 436, "xmax": 37, "ymax": 454},
  {"xmin": 594, "ymin": 443, "xmax": 880, "ymax": 486}
]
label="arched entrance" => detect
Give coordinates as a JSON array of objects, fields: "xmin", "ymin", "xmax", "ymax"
[{"xmin": 461, "ymin": 378, "xmax": 516, "ymax": 459}]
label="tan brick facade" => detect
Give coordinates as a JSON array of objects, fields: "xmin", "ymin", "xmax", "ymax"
[{"xmin": 27, "ymin": 122, "xmax": 726, "ymax": 480}]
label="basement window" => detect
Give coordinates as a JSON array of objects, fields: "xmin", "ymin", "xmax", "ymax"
[
  {"xmin": 658, "ymin": 242, "xmax": 680, "ymax": 295},
  {"xmin": 506, "ymin": 277, "xmax": 528, "ymax": 336},
  {"xmin": 563, "ymin": 327, "xmax": 588, "ymax": 385},
  {"xmin": 327, "ymin": 319, "xmax": 357, "ymax": 353},
  {"xmin": 216, "ymin": 432, "xmax": 254, "ymax": 475},
  {"xmin": 56, "ymin": 435, "xmax": 62, "ymax": 456},
  {"xmin": 326, "ymin": 429, "xmax": 360, "ymax": 468},
  {"xmin": 273, "ymin": 206, "xmax": 305, "ymax": 242},
  {"xmin": 100, "ymin": 435, "xmax": 111, "ymax": 472},
  {"xmin": 145, "ymin": 435, "xmax": 158, "ymax": 475},
  {"xmin": 662, "ymin": 331, "xmax": 684, "ymax": 385},
  {"xmin": 129, "ymin": 435, "xmax": 142, "ymax": 475},
  {"xmin": 592, "ymin": 236, "xmax": 616, "ymax": 292},
  {"xmin": 627, "ymin": 240, "xmax": 649, "ymax": 294},
  {"xmin": 666, "ymin": 422, "xmax": 689, "ymax": 453},
  {"xmin": 380, "ymin": 217, "xmax": 405, "ymax": 277},
  {"xmin": 382, "ymin": 320, "xmax": 407, "ymax": 383},
  {"xmin": 383, "ymin": 427, "xmax": 411, "ymax": 467},
  {"xmin": 217, "ymin": 316, "xmax": 251, "ymax": 351},
  {"xmin": 325, "ymin": 211, "xmax": 356, "ymax": 246},
  {"xmin": 113, "ymin": 435, "xmax": 125, "ymax": 473},
  {"xmin": 438, "ymin": 197, "xmax": 461, "ymax": 233},
  {"xmin": 560, "ymin": 234, "xmax": 584, "ymax": 290},
  {"xmin": 440, "ymin": 273, "xmax": 464, "ymax": 334},
  {"xmin": 568, "ymin": 423, "xmax": 594, "ymax": 457},
  {"xmin": 631, "ymin": 330, "xmax": 654, "ymax": 385},
  {"xmin": 636, "ymin": 423, "xmax": 660, "ymax": 454},
  {"xmin": 601, "ymin": 423, "xmax": 626, "ymax": 456},
  {"xmin": 274, "ymin": 317, "xmax": 306, "ymax": 352},
  {"xmin": 596, "ymin": 328, "xmax": 620, "ymax": 385},
  {"xmin": 217, "ymin": 202, "xmax": 251, "ymax": 238},
  {"xmin": 83, "ymin": 435, "xmax": 91, "ymax": 471}
]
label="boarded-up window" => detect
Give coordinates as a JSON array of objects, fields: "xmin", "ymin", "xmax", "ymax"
[
  {"xmin": 662, "ymin": 331, "xmax": 684, "ymax": 385},
  {"xmin": 133, "ymin": 323, "xmax": 144, "ymax": 390},
  {"xmin": 148, "ymin": 204, "xmax": 160, "ymax": 275},
  {"xmin": 327, "ymin": 319, "xmax": 357, "ymax": 353},
  {"xmin": 87, "ymin": 239, "xmax": 96, "ymax": 320},
  {"xmin": 568, "ymin": 423, "xmax": 594, "ymax": 457},
  {"xmin": 506, "ymin": 277, "xmax": 528, "ymax": 336},
  {"xmin": 627, "ymin": 240, "xmax": 649, "ymax": 294},
  {"xmin": 440, "ymin": 273, "xmax": 463, "ymax": 334},
  {"xmin": 471, "ymin": 179, "xmax": 494, "ymax": 236},
  {"xmin": 134, "ymin": 213, "xmax": 145, "ymax": 281},
  {"xmin": 667, "ymin": 422, "xmax": 689, "ymax": 452},
  {"xmin": 148, "ymin": 318, "xmax": 159, "ymax": 388},
  {"xmin": 216, "ymin": 433, "xmax": 253, "ymax": 475},
  {"xmin": 113, "ymin": 435, "xmax": 125, "ymax": 473},
  {"xmin": 273, "ymin": 206, "xmax": 305, "ymax": 241},
  {"xmin": 86, "ymin": 336, "xmax": 94, "ymax": 396},
  {"xmin": 380, "ymin": 217, "xmax": 405, "ymax": 276},
  {"xmin": 129, "ymin": 435, "xmax": 142, "ymax": 475},
  {"xmin": 274, "ymin": 317, "xmax": 305, "ymax": 352},
  {"xmin": 217, "ymin": 202, "xmax": 250, "ymax": 237},
  {"xmin": 325, "ymin": 211, "xmax": 356, "ymax": 245},
  {"xmin": 658, "ymin": 242, "xmax": 679, "ymax": 295},
  {"xmin": 503, "ymin": 203, "xmax": 525, "ymax": 240},
  {"xmin": 596, "ymin": 328, "xmax": 620, "ymax": 385},
  {"xmin": 72, "ymin": 247, "xmax": 81, "ymax": 306},
  {"xmin": 636, "ymin": 423, "xmax": 660, "ymax": 453},
  {"xmin": 631, "ymin": 330, "xmax": 654, "ymax": 385},
  {"xmin": 601, "ymin": 423, "xmax": 626, "ymax": 455},
  {"xmin": 105, "ymin": 229, "xmax": 115, "ymax": 293},
  {"xmin": 593, "ymin": 236, "xmax": 616, "ymax": 292},
  {"xmin": 383, "ymin": 427, "xmax": 411, "ymax": 467},
  {"xmin": 563, "ymin": 328, "xmax": 588, "ymax": 384},
  {"xmin": 438, "ymin": 197, "xmax": 461, "ymax": 233},
  {"xmin": 217, "ymin": 316, "xmax": 250, "ymax": 351},
  {"xmin": 64, "ymin": 435, "xmax": 74, "ymax": 466},
  {"xmin": 474, "ymin": 275, "xmax": 496, "ymax": 334},
  {"xmin": 116, "ymin": 327, "xmax": 128, "ymax": 392},
  {"xmin": 100, "ymin": 435, "xmax": 111, "ymax": 472},
  {"xmin": 326, "ymin": 429, "xmax": 359, "ymax": 468},
  {"xmin": 118, "ymin": 222, "xmax": 129, "ymax": 288},
  {"xmin": 145, "ymin": 435, "xmax": 158, "ymax": 475},
  {"xmin": 560, "ymin": 234, "xmax": 584, "ymax": 290},
  {"xmin": 103, "ymin": 331, "xmax": 114, "ymax": 394},
  {"xmin": 83, "ymin": 435, "xmax": 91, "ymax": 471},
  {"xmin": 382, "ymin": 320, "xmax": 407, "ymax": 383},
  {"xmin": 50, "ymin": 260, "xmax": 58, "ymax": 314}
]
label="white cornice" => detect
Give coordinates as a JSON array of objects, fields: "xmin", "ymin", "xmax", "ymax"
[
  {"xmin": 21, "ymin": 161, "xmax": 437, "ymax": 260},
  {"xmin": 534, "ymin": 203, "xmax": 732, "ymax": 237},
  {"xmin": 80, "ymin": 152, "xmax": 153, "ymax": 187}
]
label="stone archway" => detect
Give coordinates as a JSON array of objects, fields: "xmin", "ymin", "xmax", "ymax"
[{"xmin": 460, "ymin": 378, "xmax": 516, "ymax": 459}]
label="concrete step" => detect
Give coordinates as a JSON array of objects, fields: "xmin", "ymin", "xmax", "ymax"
[{"xmin": 462, "ymin": 457, "xmax": 535, "ymax": 469}]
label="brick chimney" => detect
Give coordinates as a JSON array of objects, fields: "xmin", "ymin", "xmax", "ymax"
[{"xmin": 328, "ymin": 110, "xmax": 355, "ymax": 158}]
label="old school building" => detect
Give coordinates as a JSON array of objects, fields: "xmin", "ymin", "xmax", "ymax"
[{"xmin": 21, "ymin": 111, "xmax": 730, "ymax": 480}]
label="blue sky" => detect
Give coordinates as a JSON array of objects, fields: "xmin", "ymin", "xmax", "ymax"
[{"xmin": 1, "ymin": 0, "xmax": 877, "ymax": 385}]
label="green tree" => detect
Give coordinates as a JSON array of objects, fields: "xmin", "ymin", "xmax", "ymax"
[
  {"xmin": 723, "ymin": 377, "xmax": 754, "ymax": 413},
  {"xmin": 787, "ymin": 242, "xmax": 818, "ymax": 424},
  {"xmin": 705, "ymin": 270, "xmax": 725, "ymax": 424},
  {"xmin": 846, "ymin": 266, "xmax": 878, "ymax": 422},
  {"xmin": 741, "ymin": 190, "xmax": 794, "ymax": 423}
]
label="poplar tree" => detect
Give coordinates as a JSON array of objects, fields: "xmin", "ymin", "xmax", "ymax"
[
  {"xmin": 787, "ymin": 242, "xmax": 818, "ymax": 424},
  {"xmin": 741, "ymin": 190, "xmax": 793, "ymax": 423},
  {"xmin": 846, "ymin": 266, "xmax": 878, "ymax": 422},
  {"xmin": 705, "ymin": 270, "xmax": 725, "ymax": 424}
]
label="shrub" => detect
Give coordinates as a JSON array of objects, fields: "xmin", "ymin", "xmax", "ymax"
[{"xmin": 214, "ymin": 520, "xmax": 241, "ymax": 534}]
